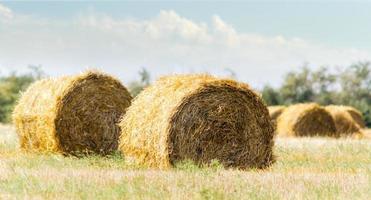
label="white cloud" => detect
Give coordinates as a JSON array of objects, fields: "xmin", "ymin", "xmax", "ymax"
[
  {"xmin": 0, "ymin": 3, "xmax": 13, "ymax": 19},
  {"xmin": 0, "ymin": 9, "xmax": 370, "ymax": 87}
]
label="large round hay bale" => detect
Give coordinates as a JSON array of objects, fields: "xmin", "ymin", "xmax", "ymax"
[
  {"xmin": 268, "ymin": 106, "xmax": 286, "ymax": 122},
  {"xmin": 13, "ymin": 71, "xmax": 132, "ymax": 155},
  {"xmin": 325, "ymin": 105, "xmax": 362, "ymax": 136},
  {"xmin": 276, "ymin": 103, "xmax": 338, "ymax": 137},
  {"xmin": 119, "ymin": 74, "xmax": 275, "ymax": 169}
]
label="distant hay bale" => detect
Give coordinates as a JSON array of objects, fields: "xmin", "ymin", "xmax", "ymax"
[
  {"xmin": 268, "ymin": 106, "xmax": 286, "ymax": 122},
  {"xmin": 363, "ymin": 129, "xmax": 371, "ymax": 139},
  {"xmin": 119, "ymin": 74, "xmax": 275, "ymax": 169},
  {"xmin": 276, "ymin": 103, "xmax": 338, "ymax": 137},
  {"xmin": 325, "ymin": 105, "xmax": 362, "ymax": 136},
  {"xmin": 342, "ymin": 106, "xmax": 366, "ymax": 128},
  {"xmin": 13, "ymin": 71, "xmax": 132, "ymax": 155}
]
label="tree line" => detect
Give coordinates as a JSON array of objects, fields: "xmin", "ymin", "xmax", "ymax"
[
  {"xmin": 262, "ymin": 62, "xmax": 370, "ymax": 126},
  {"xmin": 0, "ymin": 63, "xmax": 369, "ymax": 126}
]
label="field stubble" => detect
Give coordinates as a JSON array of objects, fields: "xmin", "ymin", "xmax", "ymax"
[{"xmin": 0, "ymin": 125, "xmax": 370, "ymax": 200}]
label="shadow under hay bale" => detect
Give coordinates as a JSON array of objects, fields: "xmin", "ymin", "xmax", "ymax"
[
  {"xmin": 276, "ymin": 103, "xmax": 338, "ymax": 137},
  {"xmin": 119, "ymin": 74, "xmax": 275, "ymax": 169},
  {"xmin": 13, "ymin": 71, "xmax": 132, "ymax": 155},
  {"xmin": 325, "ymin": 105, "xmax": 363, "ymax": 136}
]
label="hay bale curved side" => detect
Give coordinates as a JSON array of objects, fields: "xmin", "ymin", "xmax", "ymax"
[
  {"xmin": 342, "ymin": 106, "xmax": 366, "ymax": 128},
  {"xmin": 13, "ymin": 71, "xmax": 132, "ymax": 155},
  {"xmin": 276, "ymin": 103, "xmax": 338, "ymax": 137},
  {"xmin": 119, "ymin": 74, "xmax": 275, "ymax": 169},
  {"xmin": 325, "ymin": 105, "xmax": 362, "ymax": 136},
  {"xmin": 268, "ymin": 106, "xmax": 286, "ymax": 122}
]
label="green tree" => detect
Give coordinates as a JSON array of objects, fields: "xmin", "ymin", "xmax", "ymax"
[
  {"xmin": 261, "ymin": 85, "xmax": 283, "ymax": 105},
  {"xmin": 337, "ymin": 62, "xmax": 371, "ymax": 126},
  {"xmin": 280, "ymin": 66, "xmax": 314, "ymax": 104},
  {"xmin": 311, "ymin": 67, "xmax": 337, "ymax": 105},
  {"xmin": 261, "ymin": 62, "xmax": 370, "ymax": 127},
  {"xmin": 0, "ymin": 66, "xmax": 44, "ymax": 123}
]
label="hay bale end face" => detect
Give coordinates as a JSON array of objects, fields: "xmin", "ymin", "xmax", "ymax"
[
  {"xmin": 276, "ymin": 103, "xmax": 338, "ymax": 137},
  {"xmin": 119, "ymin": 74, "xmax": 275, "ymax": 169},
  {"xmin": 13, "ymin": 71, "xmax": 132, "ymax": 155},
  {"xmin": 325, "ymin": 105, "xmax": 364, "ymax": 135}
]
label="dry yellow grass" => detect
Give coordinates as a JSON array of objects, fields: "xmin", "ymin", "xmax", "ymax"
[
  {"xmin": 1, "ymin": 125, "xmax": 370, "ymax": 200},
  {"xmin": 277, "ymin": 103, "xmax": 338, "ymax": 137},
  {"xmin": 12, "ymin": 71, "xmax": 132, "ymax": 155},
  {"xmin": 119, "ymin": 74, "xmax": 274, "ymax": 169}
]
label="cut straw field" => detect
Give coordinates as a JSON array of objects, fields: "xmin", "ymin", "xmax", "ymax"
[{"xmin": 1, "ymin": 124, "xmax": 370, "ymax": 200}]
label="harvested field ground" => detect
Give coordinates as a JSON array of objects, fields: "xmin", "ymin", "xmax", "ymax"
[{"xmin": 0, "ymin": 125, "xmax": 370, "ymax": 200}]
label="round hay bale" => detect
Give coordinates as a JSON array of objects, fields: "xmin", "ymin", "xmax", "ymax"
[
  {"xmin": 342, "ymin": 106, "xmax": 366, "ymax": 128},
  {"xmin": 276, "ymin": 103, "xmax": 338, "ymax": 137},
  {"xmin": 119, "ymin": 74, "xmax": 275, "ymax": 169},
  {"xmin": 268, "ymin": 106, "xmax": 286, "ymax": 122},
  {"xmin": 13, "ymin": 71, "xmax": 132, "ymax": 155},
  {"xmin": 325, "ymin": 105, "xmax": 362, "ymax": 136},
  {"xmin": 363, "ymin": 129, "xmax": 371, "ymax": 139}
]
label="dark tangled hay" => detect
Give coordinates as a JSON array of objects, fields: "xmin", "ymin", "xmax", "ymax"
[
  {"xmin": 325, "ymin": 105, "xmax": 364, "ymax": 136},
  {"xmin": 276, "ymin": 103, "xmax": 338, "ymax": 137},
  {"xmin": 119, "ymin": 74, "xmax": 275, "ymax": 169},
  {"xmin": 13, "ymin": 71, "xmax": 132, "ymax": 155}
]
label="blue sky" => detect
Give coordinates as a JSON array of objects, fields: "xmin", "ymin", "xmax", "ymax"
[
  {"xmin": 1, "ymin": 1, "xmax": 371, "ymax": 87},
  {"xmin": 5, "ymin": 1, "xmax": 371, "ymax": 49}
]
